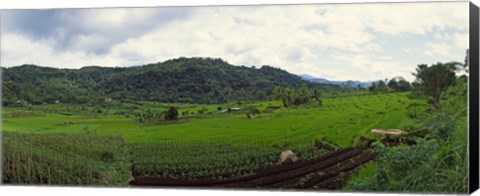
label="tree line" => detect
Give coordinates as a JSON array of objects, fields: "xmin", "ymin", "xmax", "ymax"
[
  {"xmin": 272, "ymin": 84, "xmax": 323, "ymax": 107},
  {"xmin": 1, "ymin": 57, "xmax": 341, "ymax": 106},
  {"xmin": 367, "ymin": 76, "xmax": 412, "ymax": 93}
]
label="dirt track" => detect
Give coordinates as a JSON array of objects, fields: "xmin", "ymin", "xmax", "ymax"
[{"xmin": 129, "ymin": 147, "xmax": 375, "ymax": 190}]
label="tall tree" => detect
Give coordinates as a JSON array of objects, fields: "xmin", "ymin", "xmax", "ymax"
[
  {"xmin": 387, "ymin": 78, "xmax": 399, "ymax": 91},
  {"xmin": 273, "ymin": 87, "xmax": 288, "ymax": 107},
  {"xmin": 412, "ymin": 63, "xmax": 456, "ymax": 111},
  {"xmin": 312, "ymin": 87, "xmax": 322, "ymax": 106},
  {"xmin": 388, "ymin": 76, "xmax": 411, "ymax": 92},
  {"xmin": 368, "ymin": 82, "xmax": 377, "ymax": 93},
  {"xmin": 396, "ymin": 77, "xmax": 412, "ymax": 92},
  {"xmin": 295, "ymin": 84, "xmax": 311, "ymax": 105}
]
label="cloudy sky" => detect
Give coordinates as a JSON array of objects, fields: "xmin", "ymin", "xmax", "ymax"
[{"xmin": 0, "ymin": 2, "xmax": 469, "ymax": 81}]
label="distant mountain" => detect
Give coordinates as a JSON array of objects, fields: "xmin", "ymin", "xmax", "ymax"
[
  {"xmin": 299, "ymin": 74, "xmax": 373, "ymax": 88},
  {"xmin": 2, "ymin": 57, "xmax": 342, "ymax": 105},
  {"xmin": 298, "ymin": 74, "xmax": 317, "ymax": 80}
]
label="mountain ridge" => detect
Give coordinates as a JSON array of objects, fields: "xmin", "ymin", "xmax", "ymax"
[
  {"xmin": 298, "ymin": 74, "xmax": 373, "ymax": 88},
  {"xmin": 2, "ymin": 57, "xmax": 341, "ymax": 105}
]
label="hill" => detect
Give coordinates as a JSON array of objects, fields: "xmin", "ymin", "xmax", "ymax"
[
  {"xmin": 299, "ymin": 74, "xmax": 373, "ymax": 88},
  {"xmin": 2, "ymin": 57, "xmax": 340, "ymax": 105}
]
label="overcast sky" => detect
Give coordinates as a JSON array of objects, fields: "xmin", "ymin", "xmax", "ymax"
[{"xmin": 0, "ymin": 2, "xmax": 469, "ymax": 81}]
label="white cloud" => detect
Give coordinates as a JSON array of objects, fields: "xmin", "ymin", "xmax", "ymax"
[
  {"xmin": 70, "ymin": 34, "xmax": 110, "ymax": 52},
  {"xmin": 1, "ymin": 34, "xmax": 54, "ymax": 66},
  {"xmin": 424, "ymin": 42, "xmax": 450, "ymax": 57},
  {"xmin": 452, "ymin": 32, "xmax": 468, "ymax": 49},
  {"xmin": 401, "ymin": 48, "xmax": 412, "ymax": 53},
  {"xmin": 419, "ymin": 30, "xmax": 467, "ymax": 65},
  {"xmin": 1, "ymin": 2, "xmax": 469, "ymax": 81},
  {"xmin": 0, "ymin": 33, "xmax": 128, "ymax": 68}
]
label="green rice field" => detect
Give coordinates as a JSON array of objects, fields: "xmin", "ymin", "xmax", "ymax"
[{"xmin": 1, "ymin": 92, "xmax": 427, "ymax": 184}]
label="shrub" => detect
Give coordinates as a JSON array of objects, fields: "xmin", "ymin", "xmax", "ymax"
[
  {"xmin": 427, "ymin": 113, "xmax": 456, "ymax": 141},
  {"xmin": 164, "ymin": 106, "xmax": 179, "ymax": 121},
  {"xmin": 346, "ymin": 139, "xmax": 439, "ymax": 192}
]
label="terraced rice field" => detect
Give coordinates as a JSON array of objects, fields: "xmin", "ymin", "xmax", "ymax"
[{"xmin": 2, "ymin": 92, "xmax": 425, "ymax": 187}]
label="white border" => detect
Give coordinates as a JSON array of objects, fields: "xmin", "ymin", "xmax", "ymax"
[{"xmin": 0, "ymin": 0, "xmax": 478, "ymax": 196}]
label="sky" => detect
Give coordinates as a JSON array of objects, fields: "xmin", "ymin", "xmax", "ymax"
[{"xmin": 0, "ymin": 1, "xmax": 469, "ymax": 82}]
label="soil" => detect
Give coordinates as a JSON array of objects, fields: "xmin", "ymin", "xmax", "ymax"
[
  {"xmin": 129, "ymin": 139, "xmax": 414, "ymax": 189},
  {"xmin": 381, "ymin": 138, "xmax": 416, "ymax": 147},
  {"xmin": 2, "ymin": 138, "xmax": 412, "ymax": 187},
  {"xmin": 129, "ymin": 147, "xmax": 375, "ymax": 190},
  {"xmin": 130, "ymin": 139, "xmax": 415, "ymax": 190}
]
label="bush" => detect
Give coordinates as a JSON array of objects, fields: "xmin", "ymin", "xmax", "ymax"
[
  {"xmin": 427, "ymin": 113, "xmax": 456, "ymax": 141},
  {"xmin": 164, "ymin": 106, "xmax": 179, "ymax": 121},
  {"xmin": 247, "ymin": 106, "xmax": 260, "ymax": 114},
  {"xmin": 245, "ymin": 107, "xmax": 260, "ymax": 118},
  {"xmin": 346, "ymin": 139, "xmax": 439, "ymax": 192},
  {"xmin": 197, "ymin": 107, "xmax": 208, "ymax": 114}
]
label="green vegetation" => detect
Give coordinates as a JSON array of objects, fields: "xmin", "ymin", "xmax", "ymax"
[
  {"xmin": 2, "ymin": 132, "xmax": 131, "ymax": 185},
  {"xmin": 368, "ymin": 76, "xmax": 411, "ymax": 93},
  {"xmin": 2, "ymin": 93, "xmax": 417, "ymax": 147},
  {"xmin": 412, "ymin": 62, "xmax": 459, "ymax": 111},
  {"xmin": 2, "ymin": 57, "xmax": 340, "ymax": 105},
  {"xmin": 272, "ymin": 84, "xmax": 323, "ymax": 107},
  {"xmin": 131, "ymin": 141, "xmax": 329, "ymax": 180},
  {"xmin": 1, "ymin": 57, "xmax": 469, "ymax": 193},
  {"xmin": 1, "ymin": 92, "xmax": 419, "ymax": 184},
  {"xmin": 344, "ymin": 62, "xmax": 468, "ymax": 193}
]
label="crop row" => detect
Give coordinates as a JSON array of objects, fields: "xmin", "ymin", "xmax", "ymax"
[
  {"xmin": 2, "ymin": 132, "xmax": 131, "ymax": 185},
  {"xmin": 131, "ymin": 141, "xmax": 330, "ymax": 180},
  {"xmin": 3, "ymin": 132, "xmax": 331, "ymax": 184}
]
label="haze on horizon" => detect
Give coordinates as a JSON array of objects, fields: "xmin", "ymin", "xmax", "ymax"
[{"xmin": 0, "ymin": 2, "xmax": 469, "ymax": 82}]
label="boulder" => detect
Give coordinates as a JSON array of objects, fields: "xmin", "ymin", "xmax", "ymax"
[{"xmin": 276, "ymin": 150, "xmax": 298, "ymax": 165}]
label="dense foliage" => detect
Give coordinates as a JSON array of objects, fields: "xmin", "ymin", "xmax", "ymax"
[
  {"xmin": 272, "ymin": 84, "xmax": 323, "ymax": 107},
  {"xmin": 368, "ymin": 76, "xmax": 412, "ymax": 93},
  {"xmin": 345, "ymin": 68, "xmax": 468, "ymax": 193},
  {"xmin": 2, "ymin": 57, "xmax": 339, "ymax": 105},
  {"xmin": 412, "ymin": 62, "xmax": 458, "ymax": 111}
]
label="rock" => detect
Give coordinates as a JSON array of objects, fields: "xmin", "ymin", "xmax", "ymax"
[{"xmin": 276, "ymin": 150, "xmax": 298, "ymax": 165}]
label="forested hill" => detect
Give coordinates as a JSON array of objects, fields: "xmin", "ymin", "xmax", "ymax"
[{"xmin": 2, "ymin": 57, "xmax": 340, "ymax": 105}]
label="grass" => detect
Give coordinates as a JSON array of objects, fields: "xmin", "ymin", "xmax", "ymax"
[
  {"xmin": 2, "ymin": 92, "xmax": 419, "ymax": 147},
  {"xmin": 342, "ymin": 81, "xmax": 469, "ymax": 193},
  {"xmin": 343, "ymin": 162, "xmax": 378, "ymax": 191},
  {"xmin": 2, "ymin": 92, "xmax": 425, "ymax": 185}
]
